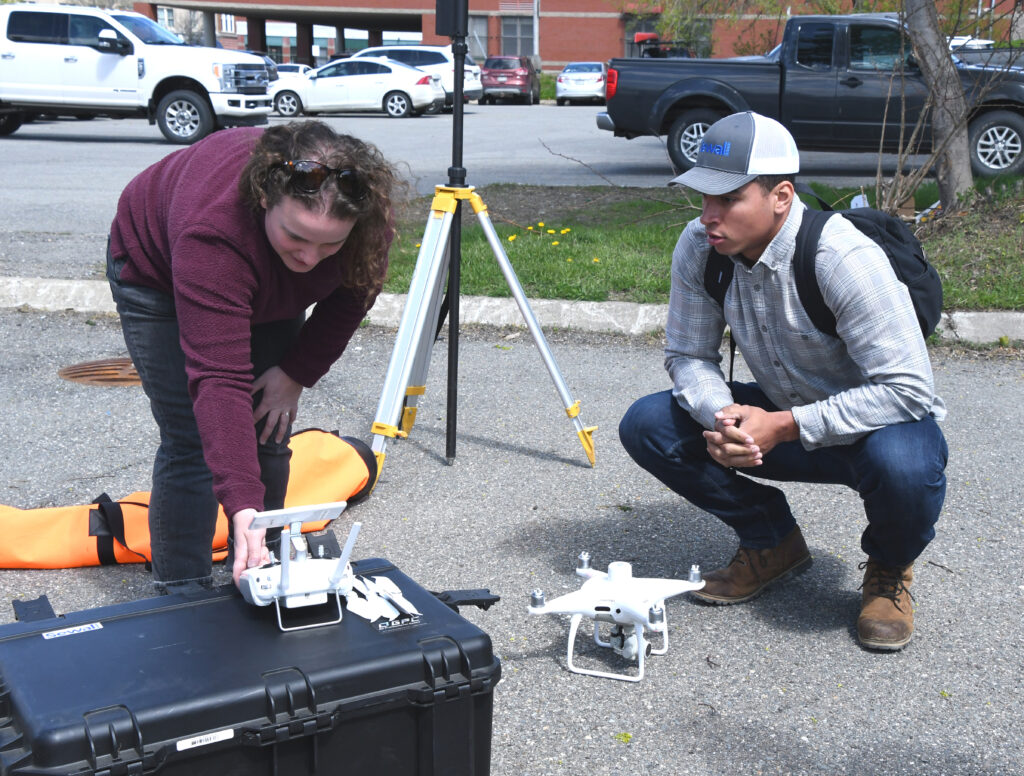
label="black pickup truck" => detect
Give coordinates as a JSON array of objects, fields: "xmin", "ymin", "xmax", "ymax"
[{"xmin": 597, "ymin": 13, "xmax": 1024, "ymax": 177}]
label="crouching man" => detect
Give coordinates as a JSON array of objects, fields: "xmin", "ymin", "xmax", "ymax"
[{"xmin": 619, "ymin": 112, "xmax": 947, "ymax": 650}]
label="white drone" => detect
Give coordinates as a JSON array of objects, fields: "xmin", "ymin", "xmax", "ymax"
[
  {"xmin": 528, "ymin": 552, "xmax": 705, "ymax": 682},
  {"xmin": 238, "ymin": 501, "xmax": 423, "ymax": 632}
]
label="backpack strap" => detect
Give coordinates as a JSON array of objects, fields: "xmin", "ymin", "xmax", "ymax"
[
  {"xmin": 703, "ymin": 248, "xmax": 737, "ymax": 381},
  {"xmin": 704, "ymin": 248, "xmax": 734, "ymax": 307},
  {"xmin": 793, "ymin": 208, "xmax": 840, "ymax": 338}
]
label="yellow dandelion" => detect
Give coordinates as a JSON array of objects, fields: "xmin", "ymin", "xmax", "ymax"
[
  {"xmin": 567, "ymin": 258, "xmax": 573, "ymax": 263},
  {"xmin": 592, "ymin": 257, "xmax": 600, "ymax": 263},
  {"xmin": 415, "ymin": 243, "xmax": 421, "ymax": 248},
  {"xmin": 508, "ymin": 234, "xmax": 517, "ymax": 242},
  {"xmin": 551, "ymin": 241, "xmax": 560, "ymax": 246},
  {"xmin": 547, "ymin": 229, "xmax": 556, "ymax": 234},
  {"xmin": 561, "ymin": 228, "xmax": 571, "ymax": 234},
  {"xmin": 527, "ymin": 226, "xmax": 534, "ymax": 231},
  {"xmin": 538, "ymin": 222, "xmax": 545, "ymax": 227}
]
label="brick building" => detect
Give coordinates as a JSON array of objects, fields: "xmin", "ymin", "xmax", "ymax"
[{"xmin": 133, "ymin": 1, "xmax": 1022, "ymax": 70}]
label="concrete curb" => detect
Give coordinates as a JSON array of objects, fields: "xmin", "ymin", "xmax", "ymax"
[{"xmin": 1, "ymin": 276, "xmax": 1021, "ymax": 344}]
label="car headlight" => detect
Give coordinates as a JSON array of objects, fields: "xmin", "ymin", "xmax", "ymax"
[{"xmin": 213, "ymin": 63, "xmax": 238, "ymax": 92}]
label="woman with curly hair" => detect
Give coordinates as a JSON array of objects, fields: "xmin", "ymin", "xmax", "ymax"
[{"xmin": 107, "ymin": 120, "xmax": 398, "ymax": 592}]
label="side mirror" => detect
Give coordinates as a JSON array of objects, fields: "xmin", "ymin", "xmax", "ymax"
[{"xmin": 97, "ymin": 29, "xmax": 129, "ymax": 55}]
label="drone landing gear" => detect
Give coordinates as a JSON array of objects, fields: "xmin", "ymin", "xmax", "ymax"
[{"xmin": 565, "ymin": 610, "xmax": 671, "ymax": 683}]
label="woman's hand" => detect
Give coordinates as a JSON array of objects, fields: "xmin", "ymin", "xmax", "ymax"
[
  {"xmin": 231, "ymin": 508, "xmax": 269, "ymax": 586},
  {"xmin": 252, "ymin": 366, "xmax": 303, "ymax": 444}
]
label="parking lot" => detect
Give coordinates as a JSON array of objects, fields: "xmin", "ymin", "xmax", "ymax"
[{"xmin": 1, "ymin": 104, "xmax": 923, "ymax": 246}]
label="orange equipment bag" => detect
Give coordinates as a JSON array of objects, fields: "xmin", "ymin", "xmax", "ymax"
[{"xmin": 0, "ymin": 429, "xmax": 376, "ymax": 569}]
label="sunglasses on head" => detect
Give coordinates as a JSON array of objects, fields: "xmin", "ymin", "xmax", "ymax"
[{"xmin": 275, "ymin": 160, "xmax": 367, "ymax": 200}]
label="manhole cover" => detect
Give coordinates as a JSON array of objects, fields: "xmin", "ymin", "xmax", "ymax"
[{"xmin": 58, "ymin": 357, "xmax": 141, "ymax": 386}]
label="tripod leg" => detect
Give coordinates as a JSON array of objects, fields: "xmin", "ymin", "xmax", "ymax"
[
  {"xmin": 400, "ymin": 238, "xmax": 451, "ymax": 436},
  {"xmin": 370, "ymin": 197, "xmax": 456, "ymax": 478},
  {"xmin": 469, "ymin": 192, "xmax": 597, "ymax": 466}
]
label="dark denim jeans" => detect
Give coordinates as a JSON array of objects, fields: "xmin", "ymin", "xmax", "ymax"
[
  {"xmin": 107, "ymin": 250, "xmax": 302, "ymax": 590},
  {"xmin": 618, "ymin": 384, "xmax": 948, "ymax": 567}
]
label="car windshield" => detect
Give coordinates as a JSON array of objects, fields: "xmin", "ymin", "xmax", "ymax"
[
  {"xmin": 485, "ymin": 57, "xmax": 520, "ymax": 69},
  {"xmin": 564, "ymin": 63, "xmax": 601, "ymax": 73},
  {"xmin": 111, "ymin": 13, "xmax": 183, "ymax": 44}
]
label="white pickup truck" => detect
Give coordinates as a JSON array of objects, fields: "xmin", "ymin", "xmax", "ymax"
[{"xmin": 0, "ymin": 3, "xmax": 272, "ymax": 143}]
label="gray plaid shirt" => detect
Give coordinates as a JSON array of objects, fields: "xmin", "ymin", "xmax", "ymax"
[{"xmin": 665, "ymin": 200, "xmax": 945, "ymax": 449}]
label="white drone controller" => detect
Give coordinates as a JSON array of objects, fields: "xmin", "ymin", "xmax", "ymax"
[
  {"xmin": 528, "ymin": 552, "xmax": 705, "ymax": 682},
  {"xmin": 238, "ymin": 502, "xmax": 360, "ymax": 631}
]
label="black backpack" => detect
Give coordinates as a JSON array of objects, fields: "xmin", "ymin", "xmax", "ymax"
[
  {"xmin": 705, "ymin": 202, "xmax": 942, "ymax": 336},
  {"xmin": 703, "ymin": 194, "xmax": 943, "ymax": 379}
]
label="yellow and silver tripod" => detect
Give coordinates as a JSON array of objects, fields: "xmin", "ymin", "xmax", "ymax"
[{"xmin": 369, "ymin": 185, "xmax": 597, "ymax": 478}]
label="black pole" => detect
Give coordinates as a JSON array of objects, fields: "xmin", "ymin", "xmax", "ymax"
[{"xmin": 440, "ymin": 0, "xmax": 468, "ymax": 464}]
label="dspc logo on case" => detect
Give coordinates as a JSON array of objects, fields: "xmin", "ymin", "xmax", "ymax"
[{"xmin": 377, "ymin": 613, "xmax": 423, "ymax": 632}]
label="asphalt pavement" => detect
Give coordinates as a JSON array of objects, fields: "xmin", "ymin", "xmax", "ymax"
[
  {"xmin": 1, "ymin": 110, "xmax": 1023, "ymax": 776},
  {"xmin": 1, "ymin": 307, "xmax": 1022, "ymax": 776}
]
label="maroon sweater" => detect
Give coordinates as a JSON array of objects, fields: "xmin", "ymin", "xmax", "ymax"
[{"xmin": 109, "ymin": 127, "xmax": 384, "ymax": 518}]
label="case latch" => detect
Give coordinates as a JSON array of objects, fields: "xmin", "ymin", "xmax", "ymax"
[
  {"xmin": 431, "ymin": 589, "xmax": 500, "ymax": 612},
  {"xmin": 243, "ymin": 667, "xmax": 336, "ymax": 746},
  {"xmin": 83, "ymin": 705, "xmax": 147, "ymax": 776}
]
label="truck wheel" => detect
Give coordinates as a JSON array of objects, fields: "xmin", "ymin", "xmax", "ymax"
[
  {"xmin": 156, "ymin": 90, "xmax": 214, "ymax": 144},
  {"xmin": 968, "ymin": 110, "xmax": 1024, "ymax": 177},
  {"xmin": 274, "ymin": 91, "xmax": 302, "ymax": 117},
  {"xmin": 668, "ymin": 108, "xmax": 723, "ymax": 171},
  {"xmin": 0, "ymin": 112, "xmax": 24, "ymax": 136},
  {"xmin": 383, "ymin": 91, "xmax": 412, "ymax": 118}
]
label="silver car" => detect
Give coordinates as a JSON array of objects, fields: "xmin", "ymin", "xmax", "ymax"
[{"xmin": 555, "ymin": 62, "xmax": 607, "ymax": 105}]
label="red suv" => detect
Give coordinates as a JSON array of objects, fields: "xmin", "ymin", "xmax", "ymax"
[{"xmin": 479, "ymin": 56, "xmax": 541, "ymax": 105}]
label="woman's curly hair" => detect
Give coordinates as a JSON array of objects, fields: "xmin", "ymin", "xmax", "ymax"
[{"xmin": 239, "ymin": 121, "xmax": 400, "ymax": 304}]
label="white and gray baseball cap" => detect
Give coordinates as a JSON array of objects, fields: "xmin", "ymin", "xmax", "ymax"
[{"xmin": 670, "ymin": 112, "xmax": 800, "ymax": 195}]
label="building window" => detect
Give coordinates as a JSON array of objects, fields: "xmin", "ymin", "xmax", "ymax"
[
  {"xmin": 501, "ymin": 15, "xmax": 533, "ymax": 56},
  {"xmin": 220, "ymin": 14, "xmax": 236, "ymax": 35},
  {"xmin": 467, "ymin": 15, "xmax": 488, "ymax": 60},
  {"xmin": 156, "ymin": 6, "xmax": 174, "ymax": 31}
]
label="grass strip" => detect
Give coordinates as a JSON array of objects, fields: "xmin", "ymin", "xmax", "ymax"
[{"xmin": 387, "ymin": 176, "xmax": 1023, "ymax": 311}]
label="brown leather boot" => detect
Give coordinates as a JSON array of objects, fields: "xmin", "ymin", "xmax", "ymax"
[
  {"xmin": 691, "ymin": 526, "xmax": 812, "ymax": 604},
  {"xmin": 857, "ymin": 559, "xmax": 914, "ymax": 650}
]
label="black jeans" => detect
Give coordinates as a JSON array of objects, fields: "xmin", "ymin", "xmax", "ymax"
[{"xmin": 107, "ymin": 249, "xmax": 302, "ymax": 590}]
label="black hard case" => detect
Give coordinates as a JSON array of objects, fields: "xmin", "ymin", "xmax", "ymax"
[{"xmin": 0, "ymin": 559, "xmax": 500, "ymax": 776}]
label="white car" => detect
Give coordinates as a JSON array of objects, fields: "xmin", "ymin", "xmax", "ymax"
[
  {"xmin": 270, "ymin": 56, "xmax": 444, "ymax": 118},
  {"xmin": 0, "ymin": 3, "xmax": 271, "ymax": 143},
  {"xmin": 948, "ymin": 35, "xmax": 996, "ymax": 51},
  {"xmin": 349, "ymin": 44, "xmax": 483, "ymax": 107},
  {"xmin": 276, "ymin": 63, "xmax": 313, "ymax": 76},
  {"xmin": 556, "ymin": 62, "xmax": 608, "ymax": 105}
]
